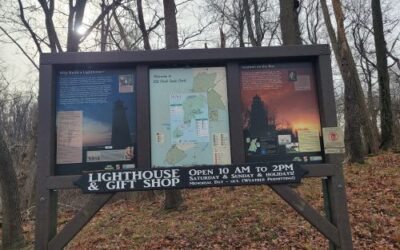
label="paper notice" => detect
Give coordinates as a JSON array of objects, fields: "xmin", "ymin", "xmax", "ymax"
[
  {"xmin": 322, "ymin": 127, "xmax": 345, "ymax": 154},
  {"xmin": 294, "ymin": 75, "xmax": 311, "ymax": 91},
  {"xmin": 298, "ymin": 130, "xmax": 321, "ymax": 152},
  {"xmin": 155, "ymin": 132, "xmax": 165, "ymax": 144},
  {"xmin": 56, "ymin": 111, "xmax": 83, "ymax": 164},
  {"xmin": 119, "ymin": 74, "xmax": 134, "ymax": 93},
  {"xmin": 86, "ymin": 148, "xmax": 133, "ymax": 162},
  {"xmin": 278, "ymin": 134, "xmax": 292, "ymax": 145},
  {"xmin": 212, "ymin": 133, "xmax": 231, "ymax": 164}
]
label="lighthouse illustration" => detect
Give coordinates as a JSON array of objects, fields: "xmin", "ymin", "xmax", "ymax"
[{"xmin": 111, "ymin": 100, "xmax": 132, "ymax": 148}]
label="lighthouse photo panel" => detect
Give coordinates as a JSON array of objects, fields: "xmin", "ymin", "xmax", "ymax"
[
  {"xmin": 55, "ymin": 69, "xmax": 136, "ymax": 175},
  {"xmin": 240, "ymin": 62, "xmax": 323, "ymax": 164}
]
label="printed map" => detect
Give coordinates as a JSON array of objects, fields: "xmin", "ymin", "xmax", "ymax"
[{"xmin": 150, "ymin": 67, "xmax": 231, "ymax": 167}]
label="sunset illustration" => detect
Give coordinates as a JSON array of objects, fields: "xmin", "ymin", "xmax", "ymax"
[{"xmin": 241, "ymin": 63, "xmax": 321, "ymax": 134}]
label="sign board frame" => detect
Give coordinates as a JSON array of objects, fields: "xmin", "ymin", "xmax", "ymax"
[{"xmin": 36, "ymin": 45, "xmax": 352, "ymax": 249}]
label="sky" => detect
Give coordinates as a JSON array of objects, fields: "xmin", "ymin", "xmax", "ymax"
[{"xmin": 0, "ymin": 0, "xmax": 210, "ymax": 92}]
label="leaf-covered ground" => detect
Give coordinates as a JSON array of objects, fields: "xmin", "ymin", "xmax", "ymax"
[{"xmin": 18, "ymin": 153, "xmax": 400, "ymax": 249}]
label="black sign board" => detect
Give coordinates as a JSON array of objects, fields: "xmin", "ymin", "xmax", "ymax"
[
  {"xmin": 74, "ymin": 162, "xmax": 306, "ymax": 193},
  {"xmin": 37, "ymin": 46, "xmax": 353, "ymax": 249}
]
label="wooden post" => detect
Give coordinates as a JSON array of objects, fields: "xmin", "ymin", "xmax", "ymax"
[
  {"xmin": 48, "ymin": 194, "xmax": 114, "ymax": 250},
  {"xmin": 316, "ymin": 53, "xmax": 352, "ymax": 249},
  {"xmin": 136, "ymin": 64, "xmax": 151, "ymax": 168},
  {"xmin": 327, "ymin": 167, "xmax": 353, "ymax": 249},
  {"xmin": 226, "ymin": 62, "xmax": 245, "ymax": 164},
  {"xmin": 35, "ymin": 64, "xmax": 58, "ymax": 250}
]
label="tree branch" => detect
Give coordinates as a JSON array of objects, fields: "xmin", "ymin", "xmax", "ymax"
[
  {"xmin": 80, "ymin": 0, "xmax": 122, "ymax": 44},
  {"xmin": 17, "ymin": 0, "xmax": 43, "ymax": 54},
  {"xmin": 0, "ymin": 26, "xmax": 38, "ymax": 70},
  {"xmin": 112, "ymin": 9, "xmax": 130, "ymax": 50}
]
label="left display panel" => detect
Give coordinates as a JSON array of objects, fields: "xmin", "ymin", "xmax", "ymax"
[{"xmin": 55, "ymin": 69, "xmax": 136, "ymax": 175}]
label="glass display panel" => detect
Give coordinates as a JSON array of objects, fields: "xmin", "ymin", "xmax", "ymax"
[
  {"xmin": 241, "ymin": 62, "xmax": 323, "ymax": 164},
  {"xmin": 55, "ymin": 69, "xmax": 136, "ymax": 174},
  {"xmin": 150, "ymin": 67, "xmax": 231, "ymax": 167}
]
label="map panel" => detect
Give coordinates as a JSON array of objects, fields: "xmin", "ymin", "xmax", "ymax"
[{"xmin": 150, "ymin": 67, "xmax": 231, "ymax": 167}]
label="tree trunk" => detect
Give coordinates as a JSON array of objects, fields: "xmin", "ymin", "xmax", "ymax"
[
  {"xmin": 238, "ymin": 17, "xmax": 245, "ymax": 48},
  {"xmin": 0, "ymin": 133, "xmax": 25, "ymax": 249},
  {"xmin": 371, "ymin": 0, "xmax": 393, "ymax": 149},
  {"xmin": 332, "ymin": 0, "xmax": 365, "ymax": 162},
  {"xmin": 279, "ymin": 0, "xmax": 302, "ymax": 45},
  {"xmin": 220, "ymin": 28, "xmax": 226, "ymax": 48},
  {"xmin": 163, "ymin": 0, "xmax": 179, "ymax": 49},
  {"xmin": 235, "ymin": 2, "xmax": 245, "ymax": 47},
  {"xmin": 67, "ymin": 0, "xmax": 88, "ymax": 52},
  {"xmin": 137, "ymin": 0, "xmax": 151, "ymax": 50},
  {"xmin": 38, "ymin": 0, "xmax": 62, "ymax": 52},
  {"xmin": 162, "ymin": 0, "xmax": 183, "ymax": 210},
  {"xmin": 366, "ymin": 67, "xmax": 379, "ymax": 135},
  {"xmin": 321, "ymin": 0, "xmax": 363, "ymax": 162},
  {"xmin": 243, "ymin": 0, "xmax": 257, "ymax": 46},
  {"xmin": 252, "ymin": 0, "xmax": 263, "ymax": 44},
  {"xmin": 100, "ymin": 0, "xmax": 106, "ymax": 51},
  {"xmin": 100, "ymin": 0, "xmax": 111, "ymax": 52}
]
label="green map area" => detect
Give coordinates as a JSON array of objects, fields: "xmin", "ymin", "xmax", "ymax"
[
  {"xmin": 193, "ymin": 72, "xmax": 226, "ymax": 120},
  {"xmin": 182, "ymin": 94, "xmax": 207, "ymax": 123},
  {"xmin": 165, "ymin": 145, "xmax": 187, "ymax": 165}
]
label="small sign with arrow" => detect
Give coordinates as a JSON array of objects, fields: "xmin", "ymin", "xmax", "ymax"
[{"xmin": 74, "ymin": 162, "xmax": 307, "ymax": 194}]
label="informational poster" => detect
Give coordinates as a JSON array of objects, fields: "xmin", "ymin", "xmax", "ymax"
[
  {"xmin": 150, "ymin": 67, "xmax": 231, "ymax": 167},
  {"xmin": 322, "ymin": 127, "xmax": 345, "ymax": 154},
  {"xmin": 56, "ymin": 69, "xmax": 136, "ymax": 175},
  {"xmin": 241, "ymin": 63, "xmax": 323, "ymax": 163}
]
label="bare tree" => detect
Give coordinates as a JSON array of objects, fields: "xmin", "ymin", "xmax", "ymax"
[
  {"xmin": 112, "ymin": 6, "xmax": 141, "ymax": 50},
  {"xmin": 321, "ymin": 0, "xmax": 366, "ymax": 162},
  {"xmin": 12, "ymin": 0, "xmax": 122, "ymax": 54},
  {"xmin": 346, "ymin": 0, "xmax": 400, "ymax": 152},
  {"xmin": 0, "ymin": 3, "xmax": 129, "ymax": 246},
  {"xmin": 0, "ymin": 74, "xmax": 25, "ymax": 249},
  {"xmin": 242, "ymin": 0, "xmax": 273, "ymax": 46},
  {"xmin": 371, "ymin": 0, "xmax": 393, "ymax": 149},
  {"xmin": 111, "ymin": 0, "xmax": 164, "ymax": 51},
  {"xmin": 301, "ymin": 0, "xmax": 324, "ymax": 45},
  {"xmin": 348, "ymin": 2, "xmax": 380, "ymax": 143},
  {"xmin": 390, "ymin": 71, "xmax": 400, "ymax": 149},
  {"xmin": 210, "ymin": 0, "xmax": 246, "ymax": 47},
  {"xmin": 0, "ymin": 133, "xmax": 25, "ymax": 249},
  {"xmin": 209, "ymin": 0, "xmax": 280, "ymax": 47},
  {"xmin": 163, "ymin": 0, "xmax": 183, "ymax": 210}
]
